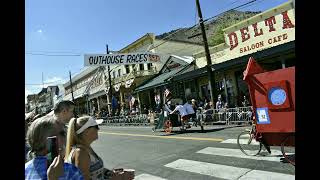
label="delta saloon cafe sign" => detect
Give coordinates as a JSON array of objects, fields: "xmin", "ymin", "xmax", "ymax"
[{"xmin": 223, "ymin": 3, "xmax": 295, "ymax": 59}]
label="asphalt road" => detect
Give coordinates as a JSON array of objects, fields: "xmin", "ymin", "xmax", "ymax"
[{"xmin": 92, "ymin": 125, "xmax": 295, "ymax": 180}]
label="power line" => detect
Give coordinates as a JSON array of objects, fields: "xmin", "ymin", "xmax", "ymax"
[
  {"xmin": 25, "ymin": 52, "xmax": 81, "ymax": 56},
  {"xmin": 150, "ymin": 0, "xmax": 258, "ymax": 51},
  {"xmin": 235, "ymin": 0, "xmax": 266, "ymax": 11},
  {"xmin": 25, "ymin": 50, "xmax": 82, "ymax": 54},
  {"xmin": 203, "ymin": 0, "xmax": 257, "ymax": 23}
]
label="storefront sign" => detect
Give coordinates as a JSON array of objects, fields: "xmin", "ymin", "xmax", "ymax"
[
  {"xmin": 84, "ymin": 52, "xmax": 161, "ymax": 66},
  {"xmin": 226, "ymin": 9, "xmax": 295, "ymax": 55}
]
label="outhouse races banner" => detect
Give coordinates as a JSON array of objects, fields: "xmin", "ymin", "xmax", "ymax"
[{"xmin": 84, "ymin": 52, "xmax": 161, "ymax": 66}]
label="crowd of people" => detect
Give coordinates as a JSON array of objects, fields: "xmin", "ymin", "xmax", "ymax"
[{"xmin": 25, "ymin": 100, "xmax": 135, "ymax": 180}]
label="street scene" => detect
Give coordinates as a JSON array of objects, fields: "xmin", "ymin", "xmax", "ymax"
[
  {"xmin": 26, "ymin": 0, "xmax": 295, "ymax": 179},
  {"xmin": 93, "ymin": 126, "xmax": 295, "ymax": 180}
]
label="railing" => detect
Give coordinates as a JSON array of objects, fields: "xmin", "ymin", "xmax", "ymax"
[
  {"xmin": 197, "ymin": 106, "xmax": 253, "ymax": 125},
  {"xmin": 112, "ymin": 67, "xmax": 158, "ymax": 84},
  {"xmin": 100, "ymin": 114, "xmax": 151, "ymax": 126},
  {"xmin": 99, "ymin": 106, "xmax": 253, "ymax": 127}
]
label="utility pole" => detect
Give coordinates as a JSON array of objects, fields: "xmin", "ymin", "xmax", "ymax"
[
  {"xmin": 69, "ymin": 71, "xmax": 75, "ymax": 102},
  {"xmin": 106, "ymin": 45, "xmax": 113, "ymax": 115},
  {"xmin": 69, "ymin": 71, "xmax": 78, "ymax": 117},
  {"xmin": 195, "ymin": 0, "xmax": 217, "ymax": 104}
]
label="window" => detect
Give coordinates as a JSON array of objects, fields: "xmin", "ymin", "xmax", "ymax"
[
  {"xmin": 139, "ymin": 64, "xmax": 144, "ymax": 71},
  {"xmin": 118, "ymin": 69, "xmax": 121, "ymax": 77},
  {"xmin": 147, "ymin": 63, "xmax": 153, "ymax": 70},
  {"xmin": 125, "ymin": 65, "xmax": 130, "ymax": 74}
]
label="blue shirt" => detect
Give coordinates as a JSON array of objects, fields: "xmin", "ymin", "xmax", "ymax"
[{"xmin": 25, "ymin": 156, "xmax": 84, "ymax": 180}]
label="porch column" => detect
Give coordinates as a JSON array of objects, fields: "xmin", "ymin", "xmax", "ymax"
[
  {"xmin": 137, "ymin": 92, "xmax": 141, "ymax": 114},
  {"xmin": 223, "ymin": 72, "xmax": 229, "ymax": 105},
  {"xmin": 96, "ymin": 97, "xmax": 100, "ymax": 112}
]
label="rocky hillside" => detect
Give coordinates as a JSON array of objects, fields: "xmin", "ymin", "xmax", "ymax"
[{"xmin": 156, "ymin": 10, "xmax": 261, "ymax": 46}]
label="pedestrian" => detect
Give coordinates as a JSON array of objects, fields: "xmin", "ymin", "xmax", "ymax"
[
  {"xmin": 216, "ymin": 95, "xmax": 225, "ymax": 122},
  {"xmin": 65, "ymin": 115, "xmax": 134, "ymax": 180},
  {"xmin": 216, "ymin": 94, "xmax": 225, "ymax": 110},
  {"xmin": 53, "ymin": 100, "xmax": 76, "ymax": 125},
  {"xmin": 25, "ymin": 115, "xmax": 84, "ymax": 180},
  {"xmin": 184, "ymin": 99, "xmax": 196, "ymax": 128},
  {"xmin": 170, "ymin": 102, "xmax": 189, "ymax": 129},
  {"xmin": 242, "ymin": 95, "xmax": 249, "ymax": 107}
]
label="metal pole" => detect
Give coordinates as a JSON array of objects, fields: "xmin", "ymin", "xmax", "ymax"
[
  {"xmin": 106, "ymin": 45, "xmax": 113, "ymax": 115},
  {"xmin": 195, "ymin": 0, "xmax": 217, "ymax": 105},
  {"xmin": 69, "ymin": 71, "xmax": 75, "ymax": 102},
  {"xmin": 69, "ymin": 71, "xmax": 78, "ymax": 117}
]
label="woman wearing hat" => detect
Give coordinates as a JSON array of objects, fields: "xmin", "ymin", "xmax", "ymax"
[{"xmin": 65, "ymin": 116, "xmax": 134, "ymax": 180}]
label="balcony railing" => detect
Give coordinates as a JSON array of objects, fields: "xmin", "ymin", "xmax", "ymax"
[{"xmin": 112, "ymin": 67, "xmax": 157, "ymax": 84}]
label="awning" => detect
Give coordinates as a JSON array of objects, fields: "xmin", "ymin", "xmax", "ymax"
[
  {"xmin": 172, "ymin": 41, "xmax": 295, "ymax": 81},
  {"xmin": 88, "ymin": 90, "xmax": 107, "ymax": 100},
  {"xmin": 135, "ymin": 66, "xmax": 186, "ymax": 93},
  {"xmin": 63, "ymin": 85, "xmax": 87, "ymax": 101}
]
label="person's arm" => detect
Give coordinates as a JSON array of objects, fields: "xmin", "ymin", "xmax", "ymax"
[
  {"xmin": 73, "ymin": 148, "xmax": 91, "ymax": 180},
  {"xmin": 170, "ymin": 106, "xmax": 178, "ymax": 114},
  {"xmin": 47, "ymin": 155, "xmax": 64, "ymax": 180}
]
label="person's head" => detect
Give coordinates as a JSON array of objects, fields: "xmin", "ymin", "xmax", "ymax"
[
  {"xmin": 53, "ymin": 100, "xmax": 75, "ymax": 124},
  {"xmin": 65, "ymin": 116, "xmax": 103, "ymax": 157},
  {"xmin": 191, "ymin": 99, "xmax": 196, "ymax": 104},
  {"xmin": 27, "ymin": 115, "xmax": 66, "ymax": 156}
]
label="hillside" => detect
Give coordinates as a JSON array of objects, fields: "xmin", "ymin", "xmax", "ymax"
[{"xmin": 156, "ymin": 10, "xmax": 261, "ymax": 47}]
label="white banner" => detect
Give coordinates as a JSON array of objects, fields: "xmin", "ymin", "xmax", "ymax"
[{"xmin": 84, "ymin": 52, "xmax": 161, "ymax": 66}]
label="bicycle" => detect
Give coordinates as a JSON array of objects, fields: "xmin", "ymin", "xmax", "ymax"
[{"xmin": 237, "ymin": 119, "xmax": 271, "ymax": 156}]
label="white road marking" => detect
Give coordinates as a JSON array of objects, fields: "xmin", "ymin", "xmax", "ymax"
[
  {"xmin": 196, "ymin": 147, "xmax": 289, "ymax": 162},
  {"xmin": 165, "ymin": 159, "xmax": 250, "ymax": 180},
  {"xmin": 238, "ymin": 169, "xmax": 295, "ymax": 180},
  {"xmin": 164, "ymin": 159, "xmax": 294, "ymax": 180},
  {"xmin": 134, "ymin": 173, "xmax": 168, "ymax": 180},
  {"xmin": 221, "ymin": 138, "xmax": 260, "ymax": 145}
]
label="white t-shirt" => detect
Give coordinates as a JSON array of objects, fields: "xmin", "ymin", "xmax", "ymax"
[
  {"xmin": 184, "ymin": 103, "xmax": 195, "ymax": 115},
  {"xmin": 173, "ymin": 105, "xmax": 188, "ymax": 117}
]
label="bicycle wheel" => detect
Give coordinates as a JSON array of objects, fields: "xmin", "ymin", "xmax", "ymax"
[
  {"xmin": 281, "ymin": 134, "xmax": 295, "ymax": 166},
  {"xmin": 237, "ymin": 131, "xmax": 262, "ymax": 156}
]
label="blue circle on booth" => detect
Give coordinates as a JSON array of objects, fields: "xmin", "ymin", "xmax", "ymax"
[{"xmin": 268, "ymin": 87, "xmax": 287, "ymax": 105}]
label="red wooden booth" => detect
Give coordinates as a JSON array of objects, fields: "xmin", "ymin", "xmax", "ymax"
[{"xmin": 243, "ymin": 57, "xmax": 295, "ymax": 147}]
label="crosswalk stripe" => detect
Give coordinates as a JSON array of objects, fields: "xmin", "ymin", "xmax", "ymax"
[
  {"xmin": 196, "ymin": 147, "xmax": 287, "ymax": 162},
  {"xmin": 221, "ymin": 138, "xmax": 260, "ymax": 145},
  {"xmin": 164, "ymin": 159, "xmax": 294, "ymax": 180},
  {"xmin": 165, "ymin": 159, "xmax": 250, "ymax": 180},
  {"xmin": 134, "ymin": 173, "xmax": 168, "ymax": 180},
  {"xmin": 239, "ymin": 170, "xmax": 295, "ymax": 180}
]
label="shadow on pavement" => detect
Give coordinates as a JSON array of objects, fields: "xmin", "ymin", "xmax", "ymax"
[{"xmin": 158, "ymin": 127, "xmax": 227, "ymax": 136}]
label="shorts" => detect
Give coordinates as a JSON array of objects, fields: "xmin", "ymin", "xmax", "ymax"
[{"xmin": 181, "ymin": 115, "xmax": 188, "ymax": 121}]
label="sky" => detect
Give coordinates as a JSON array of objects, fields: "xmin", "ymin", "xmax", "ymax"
[{"xmin": 25, "ymin": 0, "xmax": 289, "ymax": 103}]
